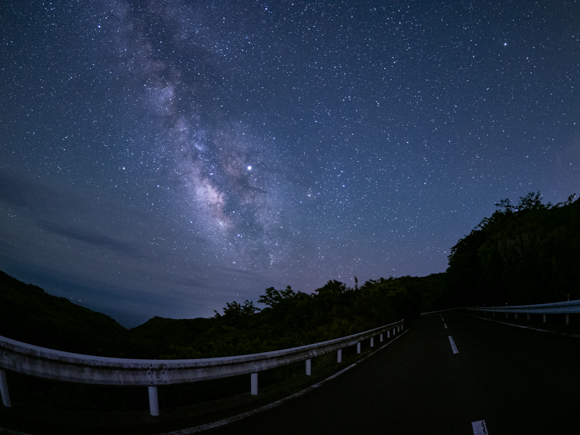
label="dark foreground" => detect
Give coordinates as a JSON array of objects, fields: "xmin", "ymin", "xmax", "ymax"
[
  {"xmin": 2, "ymin": 311, "xmax": 580, "ymax": 434},
  {"xmin": 207, "ymin": 311, "xmax": 580, "ymax": 435}
]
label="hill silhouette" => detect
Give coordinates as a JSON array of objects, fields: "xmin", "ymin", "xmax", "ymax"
[
  {"xmin": 0, "ymin": 270, "xmax": 446, "ymax": 358},
  {"xmin": 0, "ymin": 271, "xmax": 128, "ymax": 356}
]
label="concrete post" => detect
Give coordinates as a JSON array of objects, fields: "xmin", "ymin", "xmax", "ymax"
[
  {"xmin": 370, "ymin": 337, "xmax": 374, "ymax": 347},
  {"xmin": 251, "ymin": 372, "xmax": 258, "ymax": 395},
  {"xmin": 148, "ymin": 386, "xmax": 159, "ymax": 416},
  {"xmin": 0, "ymin": 369, "xmax": 11, "ymax": 408},
  {"xmin": 306, "ymin": 359, "xmax": 311, "ymax": 376},
  {"xmin": 337, "ymin": 349, "xmax": 342, "ymax": 363},
  {"xmin": 357, "ymin": 342, "xmax": 361, "ymax": 354},
  {"xmin": 387, "ymin": 330, "xmax": 390, "ymax": 338},
  {"xmin": 543, "ymin": 314, "xmax": 547, "ymax": 323},
  {"xmin": 380, "ymin": 333, "xmax": 383, "ymax": 342},
  {"xmin": 566, "ymin": 314, "xmax": 570, "ymax": 325}
]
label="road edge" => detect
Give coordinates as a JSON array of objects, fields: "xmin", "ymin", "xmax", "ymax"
[{"xmin": 161, "ymin": 328, "xmax": 411, "ymax": 434}]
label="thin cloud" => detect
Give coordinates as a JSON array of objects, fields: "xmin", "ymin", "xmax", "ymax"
[{"xmin": 39, "ymin": 220, "xmax": 145, "ymax": 259}]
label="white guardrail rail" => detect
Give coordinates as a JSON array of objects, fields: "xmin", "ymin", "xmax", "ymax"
[
  {"xmin": 0, "ymin": 319, "xmax": 404, "ymax": 416},
  {"xmin": 465, "ymin": 299, "xmax": 580, "ymax": 323}
]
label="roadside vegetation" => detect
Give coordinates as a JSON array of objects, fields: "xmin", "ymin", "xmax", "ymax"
[
  {"xmin": 0, "ymin": 270, "xmax": 447, "ymax": 359},
  {"xmin": 0, "ymin": 270, "xmax": 447, "ymax": 430}
]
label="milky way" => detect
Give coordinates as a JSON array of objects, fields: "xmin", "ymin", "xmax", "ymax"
[
  {"xmin": 1, "ymin": 1, "xmax": 579, "ymax": 326},
  {"xmin": 104, "ymin": 0, "xmax": 292, "ymax": 267}
]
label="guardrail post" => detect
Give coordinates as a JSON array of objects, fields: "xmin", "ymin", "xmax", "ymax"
[
  {"xmin": 357, "ymin": 342, "xmax": 361, "ymax": 354},
  {"xmin": 515, "ymin": 313, "xmax": 518, "ymax": 320},
  {"xmin": 0, "ymin": 369, "xmax": 11, "ymax": 408},
  {"xmin": 380, "ymin": 333, "xmax": 383, "ymax": 342},
  {"xmin": 543, "ymin": 314, "xmax": 547, "ymax": 323},
  {"xmin": 251, "ymin": 372, "xmax": 258, "ymax": 395},
  {"xmin": 387, "ymin": 330, "xmax": 390, "ymax": 338},
  {"xmin": 493, "ymin": 311, "xmax": 495, "ymax": 317},
  {"xmin": 306, "ymin": 359, "xmax": 311, "ymax": 376},
  {"xmin": 337, "ymin": 349, "xmax": 342, "ymax": 363},
  {"xmin": 527, "ymin": 313, "xmax": 530, "ymax": 321},
  {"xmin": 566, "ymin": 314, "xmax": 570, "ymax": 325},
  {"xmin": 370, "ymin": 337, "xmax": 374, "ymax": 347},
  {"xmin": 148, "ymin": 386, "xmax": 159, "ymax": 416},
  {"xmin": 506, "ymin": 313, "xmax": 508, "ymax": 319}
]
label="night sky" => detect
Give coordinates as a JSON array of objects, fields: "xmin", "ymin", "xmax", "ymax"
[{"xmin": 1, "ymin": 1, "xmax": 579, "ymax": 327}]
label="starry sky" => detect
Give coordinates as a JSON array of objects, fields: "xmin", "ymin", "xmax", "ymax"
[{"xmin": 1, "ymin": 1, "xmax": 579, "ymax": 327}]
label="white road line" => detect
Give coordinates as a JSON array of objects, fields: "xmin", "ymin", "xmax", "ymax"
[
  {"xmin": 472, "ymin": 419, "xmax": 488, "ymax": 434},
  {"xmin": 444, "ymin": 323, "xmax": 448, "ymax": 329},
  {"xmin": 448, "ymin": 336, "xmax": 458, "ymax": 354}
]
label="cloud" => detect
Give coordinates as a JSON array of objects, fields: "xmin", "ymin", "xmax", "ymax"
[
  {"xmin": 0, "ymin": 171, "xmax": 91, "ymax": 215},
  {"xmin": 38, "ymin": 220, "xmax": 144, "ymax": 259}
]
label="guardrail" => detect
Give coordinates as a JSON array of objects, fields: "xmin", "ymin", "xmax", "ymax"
[
  {"xmin": 465, "ymin": 299, "xmax": 580, "ymax": 324},
  {"xmin": 420, "ymin": 308, "xmax": 455, "ymax": 316},
  {"xmin": 0, "ymin": 319, "xmax": 404, "ymax": 416}
]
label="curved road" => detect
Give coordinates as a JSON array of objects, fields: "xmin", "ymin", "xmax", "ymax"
[{"xmin": 206, "ymin": 311, "xmax": 580, "ymax": 434}]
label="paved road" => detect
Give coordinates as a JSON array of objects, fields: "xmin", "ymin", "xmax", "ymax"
[{"xmin": 206, "ymin": 311, "xmax": 580, "ymax": 434}]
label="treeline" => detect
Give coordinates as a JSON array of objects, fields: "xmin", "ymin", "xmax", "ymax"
[
  {"xmin": 133, "ymin": 273, "xmax": 449, "ymax": 359},
  {"xmin": 447, "ymin": 192, "xmax": 580, "ymax": 307},
  {"xmin": 0, "ymin": 271, "xmax": 129, "ymax": 356},
  {"xmin": 0, "ymin": 270, "xmax": 449, "ymax": 359}
]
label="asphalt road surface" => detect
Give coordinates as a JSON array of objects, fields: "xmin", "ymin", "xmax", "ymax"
[{"xmin": 205, "ymin": 311, "xmax": 580, "ymax": 435}]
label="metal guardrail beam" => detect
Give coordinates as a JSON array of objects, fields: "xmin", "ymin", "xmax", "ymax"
[
  {"xmin": 0, "ymin": 319, "xmax": 403, "ymax": 387},
  {"xmin": 465, "ymin": 299, "xmax": 580, "ymax": 314},
  {"xmin": 0, "ymin": 319, "xmax": 404, "ymax": 416},
  {"xmin": 420, "ymin": 308, "xmax": 455, "ymax": 316}
]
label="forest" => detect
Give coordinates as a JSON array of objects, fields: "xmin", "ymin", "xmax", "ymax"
[{"xmin": 447, "ymin": 192, "xmax": 579, "ymax": 307}]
